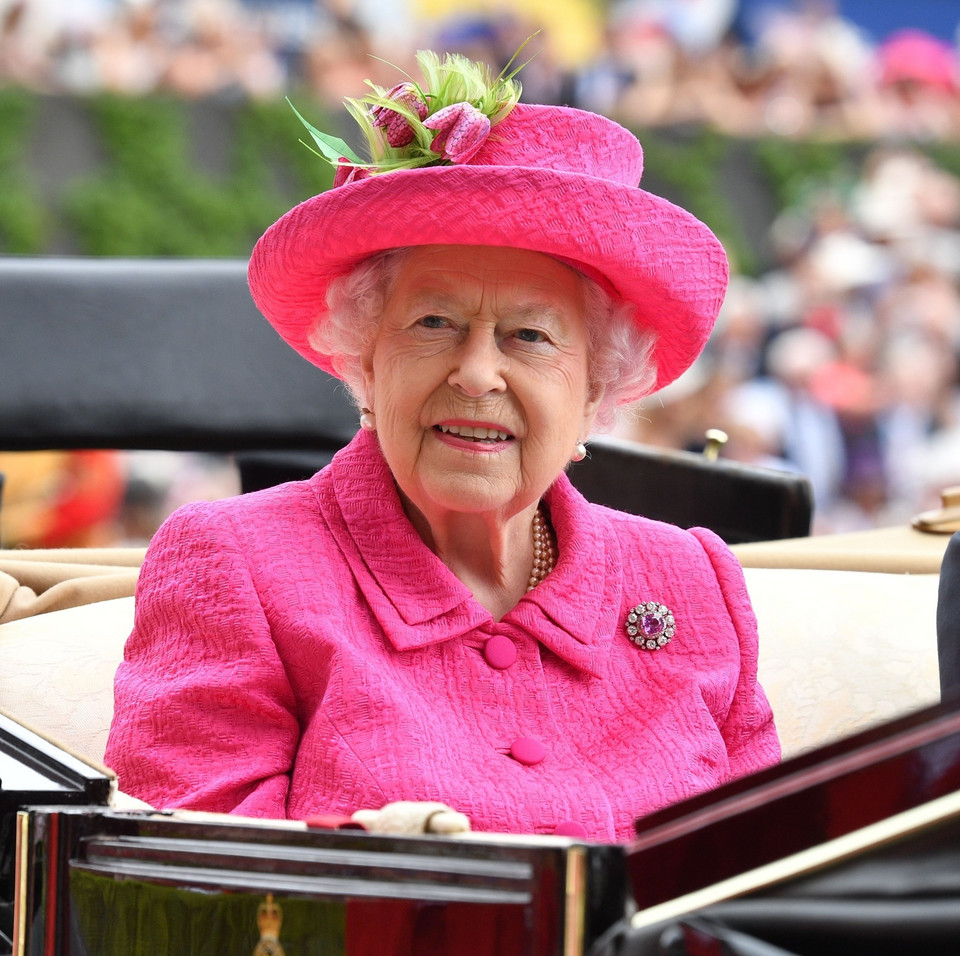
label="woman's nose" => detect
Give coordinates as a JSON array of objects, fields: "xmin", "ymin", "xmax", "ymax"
[{"xmin": 448, "ymin": 329, "xmax": 506, "ymax": 396}]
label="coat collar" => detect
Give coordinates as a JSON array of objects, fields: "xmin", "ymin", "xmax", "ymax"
[{"xmin": 318, "ymin": 430, "xmax": 622, "ymax": 677}]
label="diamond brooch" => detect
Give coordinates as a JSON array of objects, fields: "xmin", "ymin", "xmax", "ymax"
[{"xmin": 625, "ymin": 602, "xmax": 675, "ymax": 650}]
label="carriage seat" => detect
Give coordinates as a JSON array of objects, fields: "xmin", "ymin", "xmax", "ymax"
[{"xmin": 0, "ymin": 532, "xmax": 945, "ymax": 775}]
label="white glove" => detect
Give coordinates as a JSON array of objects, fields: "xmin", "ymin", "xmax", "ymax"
[{"xmin": 351, "ymin": 800, "xmax": 471, "ymax": 835}]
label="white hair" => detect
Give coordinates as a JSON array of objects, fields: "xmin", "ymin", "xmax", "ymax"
[{"xmin": 309, "ymin": 248, "xmax": 658, "ymax": 434}]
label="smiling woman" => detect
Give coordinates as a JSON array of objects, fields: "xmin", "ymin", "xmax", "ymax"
[
  {"xmin": 315, "ymin": 246, "xmax": 658, "ymax": 430},
  {"xmin": 104, "ymin": 48, "xmax": 781, "ymax": 842},
  {"xmin": 359, "ymin": 246, "xmax": 598, "ymax": 618}
]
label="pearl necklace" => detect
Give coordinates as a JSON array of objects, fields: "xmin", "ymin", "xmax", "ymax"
[{"xmin": 527, "ymin": 506, "xmax": 557, "ymax": 591}]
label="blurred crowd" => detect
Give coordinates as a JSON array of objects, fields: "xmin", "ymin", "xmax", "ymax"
[
  {"xmin": 0, "ymin": 449, "xmax": 240, "ymax": 548},
  {"xmin": 1, "ymin": 0, "xmax": 959, "ymax": 140},
  {"xmin": 574, "ymin": 3, "xmax": 960, "ymax": 140},
  {"xmin": 618, "ymin": 144, "xmax": 960, "ymax": 533},
  {"xmin": 0, "ymin": 0, "xmax": 958, "ymax": 545}
]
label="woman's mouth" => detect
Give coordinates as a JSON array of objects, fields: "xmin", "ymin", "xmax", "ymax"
[{"xmin": 435, "ymin": 424, "xmax": 514, "ymax": 444}]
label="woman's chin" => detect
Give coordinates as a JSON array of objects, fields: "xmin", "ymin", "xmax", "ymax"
[{"xmin": 408, "ymin": 472, "xmax": 526, "ymax": 522}]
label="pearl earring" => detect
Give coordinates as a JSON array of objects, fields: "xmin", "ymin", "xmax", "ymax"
[
  {"xmin": 359, "ymin": 408, "xmax": 376, "ymax": 431},
  {"xmin": 572, "ymin": 441, "xmax": 587, "ymax": 462}
]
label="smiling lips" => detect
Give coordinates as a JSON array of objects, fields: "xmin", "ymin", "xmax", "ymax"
[{"xmin": 436, "ymin": 423, "xmax": 513, "ymax": 443}]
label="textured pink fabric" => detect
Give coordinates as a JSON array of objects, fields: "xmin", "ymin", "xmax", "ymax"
[{"xmin": 105, "ymin": 430, "xmax": 780, "ymax": 842}]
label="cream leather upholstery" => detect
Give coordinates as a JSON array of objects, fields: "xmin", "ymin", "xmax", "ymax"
[
  {"xmin": 747, "ymin": 567, "xmax": 940, "ymax": 757},
  {"xmin": 1, "ymin": 596, "xmax": 133, "ymax": 767}
]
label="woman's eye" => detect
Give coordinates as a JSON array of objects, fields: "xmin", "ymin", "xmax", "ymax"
[
  {"xmin": 419, "ymin": 314, "xmax": 448, "ymax": 329},
  {"xmin": 514, "ymin": 328, "xmax": 546, "ymax": 343}
]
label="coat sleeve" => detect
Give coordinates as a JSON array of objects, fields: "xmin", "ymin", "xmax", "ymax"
[
  {"xmin": 689, "ymin": 527, "xmax": 782, "ymax": 776},
  {"xmin": 104, "ymin": 502, "xmax": 300, "ymax": 817}
]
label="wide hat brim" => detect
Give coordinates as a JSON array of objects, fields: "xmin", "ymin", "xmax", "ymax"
[{"xmin": 248, "ymin": 105, "xmax": 728, "ymax": 398}]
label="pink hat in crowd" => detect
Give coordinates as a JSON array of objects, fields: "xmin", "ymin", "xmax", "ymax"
[
  {"xmin": 878, "ymin": 29, "xmax": 958, "ymax": 93},
  {"xmin": 248, "ymin": 49, "xmax": 729, "ymax": 395}
]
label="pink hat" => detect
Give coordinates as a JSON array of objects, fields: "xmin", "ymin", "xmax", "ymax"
[
  {"xmin": 878, "ymin": 29, "xmax": 957, "ymax": 93},
  {"xmin": 248, "ymin": 56, "xmax": 729, "ymax": 395}
]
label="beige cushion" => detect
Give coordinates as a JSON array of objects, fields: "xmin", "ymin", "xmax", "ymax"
[
  {"xmin": 0, "ymin": 547, "xmax": 143, "ymax": 623},
  {"xmin": 747, "ymin": 567, "xmax": 941, "ymax": 760},
  {"xmin": 733, "ymin": 525, "xmax": 949, "ymax": 574},
  {"xmin": 0, "ymin": 596, "xmax": 133, "ymax": 766}
]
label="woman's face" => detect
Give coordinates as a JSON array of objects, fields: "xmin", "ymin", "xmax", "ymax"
[{"xmin": 361, "ymin": 245, "xmax": 601, "ymax": 523}]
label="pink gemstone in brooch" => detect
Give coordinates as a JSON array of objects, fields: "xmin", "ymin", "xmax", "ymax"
[{"xmin": 625, "ymin": 602, "xmax": 675, "ymax": 650}]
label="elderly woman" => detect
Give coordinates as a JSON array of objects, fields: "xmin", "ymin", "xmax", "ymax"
[{"xmin": 105, "ymin": 50, "xmax": 780, "ymax": 842}]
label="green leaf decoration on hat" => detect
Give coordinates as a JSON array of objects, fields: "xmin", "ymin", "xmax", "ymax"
[
  {"xmin": 292, "ymin": 40, "xmax": 534, "ymax": 182},
  {"xmin": 287, "ymin": 99, "xmax": 363, "ymax": 165}
]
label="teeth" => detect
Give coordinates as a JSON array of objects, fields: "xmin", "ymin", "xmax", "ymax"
[{"xmin": 439, "ymin": 424, "xmax": 511, "ymax": 441}]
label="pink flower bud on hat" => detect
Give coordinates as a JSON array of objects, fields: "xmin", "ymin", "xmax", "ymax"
[
  {"xmin": 333, "ymin": 158, "xmax": 370, "ymax": 188},
  {"xmin": 424, "ymin": 102, "xmax": 491, "ymax": 164},
  {"xmin": 370, "ymin": 82, "xmax": 429, "ymax": 148}
]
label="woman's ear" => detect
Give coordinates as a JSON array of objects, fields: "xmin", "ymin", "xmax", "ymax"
[
  {"xmin": 580, "ymin": 389, "xmax": 602, "ymax": 440},
  {"xmin": 359, "ymin": 351, "xmax": 376, "ymax": 411}
]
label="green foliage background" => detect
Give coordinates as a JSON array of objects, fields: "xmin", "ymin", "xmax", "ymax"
[
  {"xmin": 0, "ymin": 88, "xmax": 916, "ymax": 275},
  {"xmin": 0, "ymin": 89, "xmax": 52, "ymax": 251},
  {"xmin": 0, "ymin": 90, "xmax": 337, "ymax": 258}
]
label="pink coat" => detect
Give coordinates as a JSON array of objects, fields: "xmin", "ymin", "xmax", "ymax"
[{"xmin": 105, "ymin": 430, "xmax": 780, "ymax": 842}]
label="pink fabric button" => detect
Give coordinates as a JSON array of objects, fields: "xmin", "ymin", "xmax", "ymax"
[
  {"xmin": 510, "ymin": 737, "xmax": 545, "ymax": 766},
  {"xmin": 553, "ymin": 820, "xmax": 588, "ymax": 838},
  {"xmin": 484, "ymin": 634, "xmax": 518, "ymax": 669}
]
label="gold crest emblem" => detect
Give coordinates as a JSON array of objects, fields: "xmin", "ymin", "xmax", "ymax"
[{"xmin": 253, "ymin": 893, "xmax": 286, "ymax": 956}]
